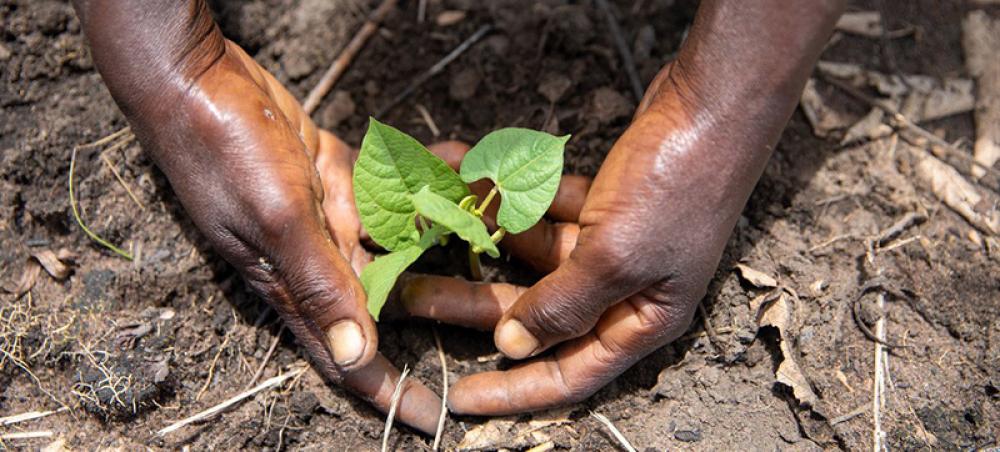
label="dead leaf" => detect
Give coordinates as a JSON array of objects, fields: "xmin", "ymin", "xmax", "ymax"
[
  {"xmin": 962, "ymin": 11, "xmax": 1000, "ymax": 177},
  {"xmin": 759, "ymin": 294, "xmax": 819, "ymax": 407},
  {"xmin": 915, "ymin": 152, "xmax": 1000, "ymax": 235},
  {"xmin": 817, "ymin": 62, "xmax": 975, "ymax": 123},
  {"xmin": 41, "ymin": 438, "xmax": 69, "ymax": 452},
  {"xmin": 800, "ymin": 78, "xmax": 856, "ymax": 137},
  {"xmin": 836, "ymin": 11, "xmax": 883, "ymax": 38},
  {"xmin": 33, "ymin": 248, "xmax": 75, "ymax": 280},
  {"xmin": 3, "ymin": 259, "xmax": 41, "ymax": 297},
  {"xmin": 735, "ymin": 264, "xmax": 778, "ymax": 288},
  {"xmin": 458, "ymin": 409, "xmax": 572, "ymax": 451},
  {"xmin": 458, "ymin": 419, "xmax": 517, "ymax": 451},
  {"xmin": 841, "ymin": 108, "xmax": 893, "ymax": 145}
]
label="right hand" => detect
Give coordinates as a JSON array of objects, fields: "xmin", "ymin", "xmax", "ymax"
[{"xmin": 76, "ymin": 2, "xmax": 442, "ymax": 431}]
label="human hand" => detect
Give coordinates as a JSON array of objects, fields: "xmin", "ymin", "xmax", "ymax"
[
  {"xmin": 399, "ymin": 0, "xmax": 844, "ymax": 415},
  {"xmin": 74, "ymin": 0, "xmax": 441, "ymax": 433}
]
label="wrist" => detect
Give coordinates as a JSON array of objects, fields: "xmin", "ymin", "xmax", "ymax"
[{"xmin": 74, "ymin": 0, "xmax": 225, "ymax": 121}]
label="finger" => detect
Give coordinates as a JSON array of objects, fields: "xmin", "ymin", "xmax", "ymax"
[
  {"xmin": 448, "ymin": 288, "xmax": 695, "ymax": 415},
  {"xmin": 234, "ymin": 187, "xmax": 379, "ymax": 376},
  {"xmin": 343, "ymin": 353, "xmax": 442, "ymax": 435},
  {"xmin": 314, "ymin": 129, "xmax": 371, "ymax": 274},
  {"xmin": 548, "ymin": 175, "xmax": 591, "ymax": 223},
  {"xmin": 396, "ymin": 275, "xmax": 524, "ymax": 330},
  {"xmin": 492, "ymin": 237, "xmax": 645, "ymax": 359},
  {"xmin": 426, "ymin": 141, "xmax": 591, "ymax": 222},
  {"xmin": 498, "ymin": 221, "xmax": 579, "ymax": 274}
]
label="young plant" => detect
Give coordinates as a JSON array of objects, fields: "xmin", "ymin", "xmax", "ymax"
[{"xmin": 353, "ymin": 118, "xmax": 569, "ymax": 319}]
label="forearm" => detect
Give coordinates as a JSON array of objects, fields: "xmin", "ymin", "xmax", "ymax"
[
  {"xmin": 672, "ymin": 0, "xmax": 844, "ymax": 111},
  {"xmin": 627, "ymin": 0, "xmax": 844, "ymax": 214},
  {"xmin": 72, "ymin": 0, "xmax": 225, "ymax": 120}
]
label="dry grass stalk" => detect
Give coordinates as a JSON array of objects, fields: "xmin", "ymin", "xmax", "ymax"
[
  {"xmin": 590, "ymin": 412, "xmax": 638, "ymax": 452},
  {"xmin": 381, "ymin": 365, "xmax": 410, "ymax": 452},
  {"xmin": 432, "ymin": 329, "xmax": 448, "ymax": 451},
  {"xmin": 158, "ymin": 366, "xmax": 306, "ymax": 436}
]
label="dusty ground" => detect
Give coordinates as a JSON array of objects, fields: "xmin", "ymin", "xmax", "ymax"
[{"xmin": 2, "ymin": 0, "xmax": 999, "ymax": 450}]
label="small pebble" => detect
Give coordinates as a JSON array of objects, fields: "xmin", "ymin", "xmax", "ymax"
[
  {"xmin": 436, "ymin": 10, "xmax": 466, "ymax": 27},
  {"xmin": 674, "ymin": 429, "xmax": 702, "ymax": 442}
]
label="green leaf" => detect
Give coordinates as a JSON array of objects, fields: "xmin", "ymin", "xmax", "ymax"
[
  {"xmin": 411, "ymin": 186, "xmax": 499, "ymax": 258},
  {"xmin": 459, "ymin": 128, "xmax": 569, "ymax": 233},
  {"xmin": 353, "ymin": 118, "xmax": 469, "ymax": 251},
  {"xmin": 361, "ymin": 226, "xmax": 445, "ymax": 320}
]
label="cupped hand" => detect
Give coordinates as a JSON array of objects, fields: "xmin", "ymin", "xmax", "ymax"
[
  {"xmin": 114, "ymin": 38, "xmax": 441, "ymax": 432},
  {"xmin": 399, "ymin": 63, "xmax": 783, "ymax": 415}
]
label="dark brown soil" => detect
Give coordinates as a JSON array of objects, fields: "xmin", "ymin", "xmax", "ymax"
[{"xmin": 2, "ymin": 0, "xmax": 998, "ymax": 450}]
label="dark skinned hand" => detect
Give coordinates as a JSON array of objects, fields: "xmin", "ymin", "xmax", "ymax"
[
  {"xmin": 397, "ymin": 0, "xmax": 846, "ymax": 415},
  {"xmin": 74, "ymin": 0, "xmax": 846, "ymax": 430},
  {"xmin": 72, "ymin": 0, "xmax": 441, "ymax": 433}
]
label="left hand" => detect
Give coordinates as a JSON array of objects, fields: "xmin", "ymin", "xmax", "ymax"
[
  {"xmin": 395, "ymin": 0, "xmax": 844, "ymax": 411},
  {"xmin": 398, "ymin": 64, "xmax": 741, "ymax": 415}
]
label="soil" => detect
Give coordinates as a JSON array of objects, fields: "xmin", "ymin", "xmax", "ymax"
[{"xmin": 2, "ymin": 0, "xmax": 999, "ymax": 450}]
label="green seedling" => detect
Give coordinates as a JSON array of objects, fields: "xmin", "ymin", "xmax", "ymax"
[{"xmin": 354, "ymin": 118, "xmax": 569, "ymax": 319}]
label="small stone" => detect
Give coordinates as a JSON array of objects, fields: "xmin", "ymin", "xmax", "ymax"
[
  {"xmin": 436, "ymin": 10, "xmax": 467, "ymax": 27},
  {"xmin": 0, "ymin": 43, "xmax": 11, "ymax": 62},
  {"xmin": 449, "ymin": 67, "xmax": 481, "ymax": 101},
  {"xmin": 537, "ymin": 73, "xmax": 572, "ymax": 103},
  {"xmin": 484, "ymin": 35, "xmax": 510, "ymax": 56},
  {"xmin": 290, "ymin": 391, "xmax": 321, "ymax": 419},
  {"xmin": 320, "ymin": 90, "xmax": 356, "ymax": 127},
  {"xmin": 634, "ymin": 25, "xmax": 656, "ymax": 61},
  {"xmin": 674, "ymin": 429, "xmax": 702, "ymax": 442},
  {"xmin": 588, "ymin": 87, "xmax": 633, "ymax": 124}
]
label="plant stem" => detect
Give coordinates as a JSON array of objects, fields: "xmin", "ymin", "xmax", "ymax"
[
  {"xmin": 69, "ymin": 147, "xmax": 133, "ymax": 260},
  {"xmin": 475, "ymin": 186, "xmax": 499, "ymax": 217},
  {"xmin": 490, "ymin": 227, "xmax": 506, "ymax": 243},
  {"xmin": 468, "ymin": 246, "xmax": 483, "ymax": 281}
]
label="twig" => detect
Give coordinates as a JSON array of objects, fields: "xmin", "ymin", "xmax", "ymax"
[
  {"xmin": 69, "ymin": 146, "xmax": 134, "ymax": 260},
  {"xmin": 696, "ymin": 302, "xmax": 719, "ymax": 346},
  {"xmin": 874, "ymin": 212, "xmax": 926, "ymax": 247},
  {"xmin": 376, "ymin": 24, "xmax": 493, "ymax": 116},
  {"xmin": 158, "ymin": 366, "xmax": 306, "ymax": 436},
  {"xmin": 80, "ymin": 127, "xmax": 132, "ymax": 150},
  {"xmin": 247, "ymin": 325, "xmax": 286, "ymax": 389},
  {"xmin": 432, "ymin": 330, "xmax": 448, "ymax": 451},
  {"xmin": 0, "ymin": 431, "xmax": 53, "ymax": 440},
  {"xmin": 303, "ymin": 0, "xmax": 398, "ymax": 114},
  {"xmin": 594, "ymin": 0, "xmax": 644, "ymax": 102},
  {"xmin": 381, "ymin": 365, "xmax": 410, "ymax": 452},
  {"xmin": 821, "ymin": 74, "xmax": 1000, "ymax": 182},
  {"xmin": 415, "ymin": 104, "xmax": 441, "ymax": 137},
  {"xmin": 872, "ymin": 289, "xmax": 887, "ymax": 452},
  {"xmin": 417, "ymin": 0, "xmax": 427, "ymax": 23},
  {"xmin": 590, "ymin": 412, "xmax": 638, "ymax": 452},
  {"xmin": 680, "ymin": 326, "xmax": 733, "ymax": 341},
  {"xmin": 196, "ymin": 331, "xmax": 232, "ymax": 401},
  {"xmin": 100, "ymin": 152, "xmax": 145, "ymax": 210},
  {"xmin": 0, "ymin": 407, "xmax": 68, "ymax": 426},
  {"xmin": 830, "ymin": 404, "xmax": 869, "ymax": 426},
  {"xmin": 851, "ymin": 280, "xmax": 911, "ymax": 349}
]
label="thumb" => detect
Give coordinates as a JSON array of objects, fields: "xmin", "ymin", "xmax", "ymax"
[
  {"xmin": 493, "ymin": 240, "xmax": 649, "ymax": 359},
  {"xmin": 237, "ymin": 196, "xmax": 378, "ymax": 379}
]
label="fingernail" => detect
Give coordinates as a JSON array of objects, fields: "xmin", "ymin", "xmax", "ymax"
[
  {"xmin": 327, "ymin": 321, "xmax": 365, "ymax": 366},
  {"xmin": 496, "ymin": 319, "xmax": 539, "ymax": 359}
]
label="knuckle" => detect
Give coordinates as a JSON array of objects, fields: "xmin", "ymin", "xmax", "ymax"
[
  {"xmin": 577, "ymin": 240, "xmax": 647, "ymax": 287},
  {"xmin": 248, "ymin": 189, "xmax": 310, "ymax": 237},
  {"xmin": 632, "ymin": 279, "xmax": 700, "ymax": 338},
  {"xmin": 523, "ymin": 295, "xmax": 594, "ymax": 338},
  {"xmin": 291, "ymin": 276, "xmax": 351, "ymax": 319}
]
